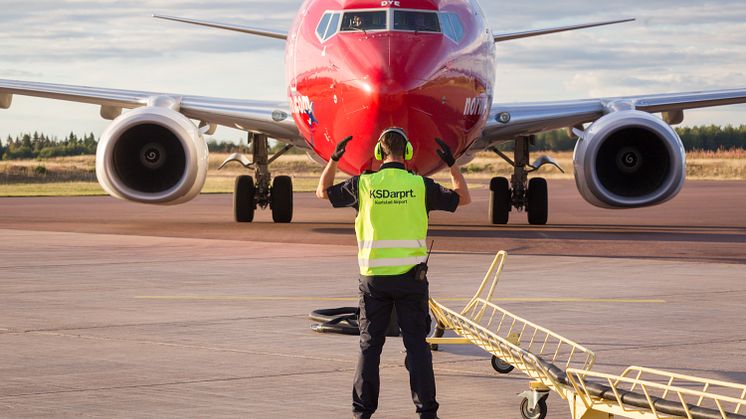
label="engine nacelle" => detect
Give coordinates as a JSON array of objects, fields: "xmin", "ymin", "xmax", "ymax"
[
  {"xmin": 96, "ymin": 106, "xmax": 208, "ymax": 205},
  {"xmin": 573, "ymin": 110, "xmax": 686, "ymax": 209}
]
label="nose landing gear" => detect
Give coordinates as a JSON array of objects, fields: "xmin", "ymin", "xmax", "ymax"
[
  {"xmin": 487, "ymin": 135, "xmax": 563, "ymax": 226},
  {"xmin": 221, "ymin": 133, "xmax": 295, "ymax": 223}
]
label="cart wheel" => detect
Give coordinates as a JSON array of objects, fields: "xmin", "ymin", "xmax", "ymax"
[
  {"xmin": 520, "ymin": 397, "xmax": 547, "ymax": 419},
  {"xmin": 429, "ymin": 324, "xmax": 445, "ymax": 351},
  {"xmin": 491, "ymin": 355, "xmax": 515, "ymax": 374}
]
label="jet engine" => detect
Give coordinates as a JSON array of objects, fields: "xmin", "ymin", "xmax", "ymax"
[
  {"xmin": 96, "ymin": 106, "xmax": 209, "ymax": 205},
  {"xmin": 573, "ymin": 110, "xmax": 686, "ymax": 209}
]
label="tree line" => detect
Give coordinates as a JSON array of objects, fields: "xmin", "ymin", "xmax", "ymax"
[
  {"xmin": 0, "ymin": 134, "xmax": 254, "ymax": 160},
  {"xmin": 1, "ymin": 132, "xmax": 98, "ymax": 160},
  {"xmin": 531, "ymin": 124, "xmax": 746, "ymax": 152},
  {"xmin": 2, "ymin": 125, "xmax": 746, "ymax": 160}
]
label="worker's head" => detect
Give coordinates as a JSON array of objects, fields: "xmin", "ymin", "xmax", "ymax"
[{"xmin": 375, "ymin": 128, "xmax": 414, "ymax": 161}]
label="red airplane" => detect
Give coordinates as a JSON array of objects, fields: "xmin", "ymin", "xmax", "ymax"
[{"xmin": 2, "ymin": 0, "xmax": 746, "ymax": 225}]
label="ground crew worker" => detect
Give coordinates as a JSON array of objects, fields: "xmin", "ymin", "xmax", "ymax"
[{"xmin": 316, "ymin": 129, "xmax": 471, "ymax": 419}]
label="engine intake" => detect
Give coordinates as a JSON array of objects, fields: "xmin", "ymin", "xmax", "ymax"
[
  {"xmin": 96, "ymin": 106, "xmax": 208, "ymax": 205},
  {"xmin": 573, "ymin": 110, "xmax": 686, "ymax": 208}
]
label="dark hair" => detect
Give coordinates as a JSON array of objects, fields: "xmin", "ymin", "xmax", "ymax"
[{"xmin": 380, "ymin": 131, "xmax": 407, "ymax": 158}]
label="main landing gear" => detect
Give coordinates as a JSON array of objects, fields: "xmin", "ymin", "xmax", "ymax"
[
  {"xmin": 487, "ymin": 135, "xmax": 564, "ymax": 226},
  {"xmin": 220, "ymin": 133, "xmax": 295, "ymax": 223}
]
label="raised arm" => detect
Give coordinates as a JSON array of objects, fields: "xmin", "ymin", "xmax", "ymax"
[
  {"xmin": 316, "ymin": 160, "xmax": 338, "ymax": 200},
  {"xmin": 316, "ymin": 136, "xmax": 352, "ymax": 200},
  {"xmin": 449, "ymin": 165, "xmax": 471, "ymax": 206},
  {"xmin": 435, "ymin": 138, "xmax": 471, "ymax": 206}
]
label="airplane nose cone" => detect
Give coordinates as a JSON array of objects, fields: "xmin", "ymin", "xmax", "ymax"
[
  {"xmin": 327, "ymin": 33, "xmax": 454, "ymax": 174},
  {"xmin": 373, "ymin": 77, "xmax": 406, "ymax": 109},
  {"xmin": 354, "ymin": 74, "xmax": 406, "ymax": 114}
]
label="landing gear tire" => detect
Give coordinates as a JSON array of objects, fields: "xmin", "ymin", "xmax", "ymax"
[
  {"xmin": 491, "ymin": 355, "xmax": 515, "ymax": 374},
  {"xmin": 520, "ymin": 397, "xmax": 547, "ymax": 419},
  {"xmin": 271, "ymin": 175, "xmax": 293, "ymax": 223},
  {"xmin": 234, "ymin": 175, "xmax": 256, "ymax": 223},
  {"xmin": 527, "ymin": 177, "xmax": 548, "ymax": 226},
  {"xmin": 489, "ymin": 177, "xmax": 511, "ymax": 225}
]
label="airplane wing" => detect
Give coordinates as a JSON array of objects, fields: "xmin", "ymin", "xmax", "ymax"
[
  {"xmin": 152, "ymin": 15, "xmax": 287, "ymax": 40},
  {"xmin": 472, "ymin": 88, "xmax": 746, "ymax": 150},
  {"xmin": 493, "ymin": 19, "xmax": 635, "ymax": 43},
  {"xmin": 0, "ymin": 78, "xmax": 303, "ymax": 146}
]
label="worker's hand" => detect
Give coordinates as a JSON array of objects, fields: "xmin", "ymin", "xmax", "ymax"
[
  {"xmin": 331, "ymin": 136, "xmax": 353, "ymax": 162},
  {"xmin": 435, "ymin": 138, "xmax": 455, "ymax": 167}
]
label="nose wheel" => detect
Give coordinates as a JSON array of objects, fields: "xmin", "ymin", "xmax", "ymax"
[{"xmin": 224, "ymin": 133, "xmax": 295, "ymax": 223}]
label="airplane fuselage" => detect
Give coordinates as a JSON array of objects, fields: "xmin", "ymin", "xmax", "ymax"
[{"xmin": 285, "ymin": 0, "xmax": 496, "ymax": 176}]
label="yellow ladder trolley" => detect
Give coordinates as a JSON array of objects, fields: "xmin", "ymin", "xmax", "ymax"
[{"xmin": 427, "ymin": 251, "xmax": 746, "ymax": 419}]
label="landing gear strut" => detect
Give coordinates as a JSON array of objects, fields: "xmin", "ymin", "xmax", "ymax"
[
  {"xmin": 488, "ymin": 135, "xmax": 563, "ymax": 226},
  {"xmin": 221, "ymin": 133, "xmax": 294, "ymax": 223}
]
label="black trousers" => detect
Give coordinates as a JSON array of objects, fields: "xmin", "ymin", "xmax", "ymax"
[{"xmin": 352, "ymin": 271, "xmax": 439, "ymax": 419}]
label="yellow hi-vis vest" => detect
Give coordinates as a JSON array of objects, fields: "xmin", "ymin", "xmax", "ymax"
[{"xmin": 356, "ymin": 168, "xmax": 428, "ymax": 276}]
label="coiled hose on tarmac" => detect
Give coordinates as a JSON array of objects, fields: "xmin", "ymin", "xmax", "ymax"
[
  {"xmin": 309, "ymin": 307, "xmax": 401, "ymax": 336},
  {"xmin": 309, "ymin": 307, "xmax": 360, "ymax": 335}
]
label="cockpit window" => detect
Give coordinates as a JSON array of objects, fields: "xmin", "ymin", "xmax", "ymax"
[
  {"xmin": 439, "ymin": 13, "xmax": 464, "ymax": 42},
  {"xmin": 317, "ymin": 9, "xmax": 459, "ymax": 42},
  {"xmin": 393, "ymin": 11, "xmax": 440, "ymax": 32},
  {"xmin": 316, "ymin": 12, "xmax": 342, "ymax": 42},
  {"xmin": 341, "ymin": 11, "xmax": 387, "ymax": 31},
  {"xmin": 316, "ymin": 13, "xmax": 332, "ymax": 40},
  {"xmin": 326, "ymin": 13, "xmax": 341, "ymax": 38}
]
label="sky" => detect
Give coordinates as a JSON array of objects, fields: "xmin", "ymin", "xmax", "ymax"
[{"xmin": 2, "ymin": 0, "xmax": 746, "ymax": 141}]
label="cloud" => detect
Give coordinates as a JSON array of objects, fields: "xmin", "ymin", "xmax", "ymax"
[
  {"xmin": 0, "ymin": 69, "xmax": 44, "ymax": 78},
  {"xmin": 0, "ymin": 0, "xmax": 296, "ymax": 63},
  {"xmin": 487, "ymin": 0, "xmax": 746, "ymax": 123},
  {"xmin": 2, "ymin": 0, "xmax": 746, "ymax": 138}
]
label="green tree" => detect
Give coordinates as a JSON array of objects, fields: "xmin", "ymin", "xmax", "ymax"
[
  {"xmin": 84, "ymin": 132, "xmax": 97, "ymax": 153},
  {"xmin": 0, "ymin": 131, "xmax": 101, "ymax": 160},
  {"xmin": 532, "ymin": 124, "xmax": 746, "ymax": 152},
  {"xmin": 21, "ymin": 133, "xmax": 32, "ymax": 149}
]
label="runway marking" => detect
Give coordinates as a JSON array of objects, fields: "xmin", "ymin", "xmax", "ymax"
[{"xmin": 135, "ymin": 296, "xmax": 665, "ymax": 304}]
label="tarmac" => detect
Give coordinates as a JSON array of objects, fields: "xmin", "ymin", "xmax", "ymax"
[{"xmin": 0, "ymin": 179, "xmax": 745, "ymax": 418}]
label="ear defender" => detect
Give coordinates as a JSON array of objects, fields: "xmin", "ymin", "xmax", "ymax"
[
  {"xmin": 375, "ymin": 128, "xmax": 414, "ymax": 161},
  {"xmin": 374, "ymin": 142, "xmax": 384, "ymax": 161},
  {"xmin": 404, "ymin": 141, "xmax": 414, "ymax": 161}
]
